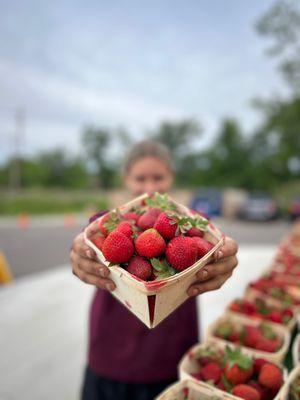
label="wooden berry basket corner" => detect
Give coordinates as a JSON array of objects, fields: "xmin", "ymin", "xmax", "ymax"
[
  {"xmin": 84, "ymin": 193, "xmax": 224, "ymax": 328},
  {"xmin": 205, "ymin": 312, "xmax": 291, "ymax": 364},
  {"xmin": 178, "ymin": 342, "xmax": 287, "ymax": 400},
  {"xmin": 155, "ymin": 379, "xmax": 225, "ymax": 400}
]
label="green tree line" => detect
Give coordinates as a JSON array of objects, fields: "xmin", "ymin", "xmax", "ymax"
[{"xmin": 0, "ymin": 0, "xmax": 299, "ymax": 193}]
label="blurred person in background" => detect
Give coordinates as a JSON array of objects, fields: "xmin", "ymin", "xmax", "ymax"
[{"xmin": 70, "ymin": 140, "xmax": 238, "ymax": 400}]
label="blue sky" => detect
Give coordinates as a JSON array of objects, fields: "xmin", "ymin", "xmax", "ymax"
[{"xmin": 0, "ymin": 0, "xmax": 284, "ymax": 162}]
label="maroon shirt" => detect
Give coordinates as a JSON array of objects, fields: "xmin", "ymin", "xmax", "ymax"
[{"xmin": 87, "ymin": 212, "xmax": 199, "ymax": 383}]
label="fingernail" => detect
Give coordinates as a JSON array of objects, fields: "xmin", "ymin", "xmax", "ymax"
[
  {"xmin": 105, "ymin": 283, "xmax": 115, "ymax": 291},
  {"xmin": 200, "ymin": 269, "xmax": 208, "ymax": 280},
  {"xmin": 189, "ymin": 288, "xmax": 199, "ymax": 296},
  {"xmin": 86, "ymin": 249, "xmax": 94, "ymax": 259},
  {"xmin": 216, "ymin": 250, "xmax": 223, "ymax": 260},
  {"xmin": 99, "ymin": 268, "xmax": 108, "ymax": 278}
]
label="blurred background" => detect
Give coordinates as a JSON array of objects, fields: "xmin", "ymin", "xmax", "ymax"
[{"xmin": 0, "ymin": 0, "xmax": 299, "ymax": 399}]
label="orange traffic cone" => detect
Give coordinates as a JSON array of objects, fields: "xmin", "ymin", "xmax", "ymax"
[
  {"xmin": 0, "ymin": 251, "xmax": 13, "ymax": 284},
  {"xmin": 64, "ymin": 213, "xmax": 75, "ymax": 228},
  {"xmin": 18, "ymin": 213, "xmax": 29, "ymax": 229}
]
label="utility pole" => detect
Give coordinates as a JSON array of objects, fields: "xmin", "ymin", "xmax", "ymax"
[{"xmin": 9, "ymin": 108, "xmax": 25, "ymax": 190}]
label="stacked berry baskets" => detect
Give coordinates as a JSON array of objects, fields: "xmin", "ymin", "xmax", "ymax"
[{"xmin": 84, "ymin": 192, "xmax": 224, "ymax": 328}]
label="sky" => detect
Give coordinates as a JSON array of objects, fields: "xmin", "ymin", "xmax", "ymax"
[{"xmin": 0, "ymin": 0, "xmax": 285, "ymax": 163}]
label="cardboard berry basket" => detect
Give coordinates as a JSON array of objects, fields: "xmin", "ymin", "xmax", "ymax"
[
  {"xmin": 276, "ymin": 365, "xmax": 300, "ymax": 400},
  {"xmin": 84, "ymin": 193, "xmax": 224, "ymax": 328},
  {"xmin": 246, "ymin": 286, "xmax": 300, "ymax": 314},
  {"xmin": 205, "ymin": 312, "xmax": 290, "ymax": 364},
  {"xmin": 178, "ymin": 342, "xmax": 287, "ymax": 400},
  {"xmin": 227, "ymin": 295, "xmax": 297, "ymax": 332},
  {"xmin": 155, "ymin": 379, "xmax": 224, "ymax": 400},
  {"xmin": 292, "ymin": 334, "xmax": 300, "ymax": 368}
]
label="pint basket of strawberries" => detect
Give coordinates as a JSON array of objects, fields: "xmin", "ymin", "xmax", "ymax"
[
  {"xmin": 246, "ymin": 275, "xmax": 300, "ymax": 311},
  {"xmin": 179, "ymin": 342, "xmax": 286, "ymax": 400},
  {"xmin": 84, "ymin": 192, "xmax": 224, "ymax": 328},
  {"xmin": 277, "ymin": 365, "xmax": 300, "ymax": 400},
  {"xmin": 205, "ymin": 313, "xmax": 290, "ymax": 364},
  {"xmin": 227, "ymin": 296, "xmax": 296, "ymax": 331},
  {"xmin": 155, "ymin": 379, "xmax": 224, "ymax": 400}
]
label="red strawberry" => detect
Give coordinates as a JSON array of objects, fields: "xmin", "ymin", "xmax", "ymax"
[
  {"xmin": 98, "ymin": 213, "xmax": 111, "ymax": 236},
  {"xmin": 126, "ymin": 256, "xmax": 152, "ymax": 281},
  {"xmin": 232, "ymin": 384, "xmax": 260, "ymax": 400},
  {"xmin": 199, "ymin": 362, "xmax": 222, "ymax": 384},
  {"xmin": 248, "ymin": 381, "xmax": 269, "ymax": 400},
  {"xmin": 224, "ymin": 347, "xmax": 253, "ymax": 385},
  {"xmin": 123, "ymin": 212, "xmax": 140, "ymax": 223},
  {"xmin": 244, "ymin": 326, "xmax": 263, "ymax": 348},
  {"xmin": 255, "ymin": 338, "xmax": 281, "ymax": 353},
  {"xmin": 166, "ymin": 236, "xmax": 198, "ymax": 271},
  {"xmin": 102, "ymin": 231, "xmax": 134, "ymax": 263},
  {"xmin": 268, "ymin": 311, "xmax": 282, "ymax": 324},
  {"xmin": 258, "ymin": 363, "xmax": 283, "ymax": 390},
  {"xmin": 136, "ymin": 228, "xmax": 166, "ymax": 258},
  {"xmin": 115, "ymin": 221, "xmax": 133, "ymax": 238},
  {"xmin": 92, "ymin": 233, "xmax": 105, "ymax": 250},
  {"xmin": 137, "ymin": 208, "xmax": 161, "ymax": 230},
  {"xmin": 191, "ymin": 237, "xmax": 214, "ymax": 259},
  {"xmin": 153, "ymin": 212, "xmax": 178, "ymax": 239},
  {"xmin": 253, "ymin": 358, "xmax": 268, "ymax": 376},
  {"xmin": 186, "ymin": 227, "xmax": 204, "ymax": 237}
]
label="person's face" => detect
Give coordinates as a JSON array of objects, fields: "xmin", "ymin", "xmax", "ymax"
[{"xmin": 124, "ymin": 156, "xmax": 174, "ymax": 197}]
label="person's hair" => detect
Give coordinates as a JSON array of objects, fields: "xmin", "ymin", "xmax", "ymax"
[{"xmin": 122, "ymin": 139, "xmax": 174, "ymax": 175}]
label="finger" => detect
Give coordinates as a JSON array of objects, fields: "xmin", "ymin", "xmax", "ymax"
[
  {"xmin": 75, "ymin": 268, "xmax": 115, "ymax": 291},
  {"xmin": 71, "ymin": 234, "xmax": 97, "ymax": 260},
  {"xmin": 214, "ymin": 236, "xmax": 238, "ymax": 261},
  {"xmin": 196, "ymin": 255, "xmax": 238, "ymax": 281},
  {"xmin": 70, "ymin": 249, "xmax": 108, "ymax": 279},
  {"xmin": 77, "ymin": 257, "xmax": 110, "ymax": 278},
  {"xmin": 187, "ymin": 272, "xmax": 232, "ymax": 297}
]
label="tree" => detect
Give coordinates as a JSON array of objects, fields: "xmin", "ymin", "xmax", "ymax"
[
  {"xmin": 256, "ymin": 0, "xmax": 300, "ymax": 92},
  {"xmin": 149, "ymin": 119, "xmax": 202, "ymax": 163}
]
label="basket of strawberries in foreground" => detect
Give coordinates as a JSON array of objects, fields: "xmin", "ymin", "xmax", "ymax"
[
  {"xmin": 227, "ymin": 297, "xmax": 296, "ymax": 331},
  {"xmin": 84, "ymin": 192, "xmax": 224, "ymax": 328},
  {"xmin": 205, "ymin": 313, "xmax": 290, "ymax": 363},
  {"xmin": 246, "ymin": 275, "xmax": 300, "ymax": 311},
  {"xmin": 179, "ymin": 342, "xmax": 286, "ymax": 400},
  {"xmin": 155, "ymin": 379, "xmax": 225, "ymax": 400}
]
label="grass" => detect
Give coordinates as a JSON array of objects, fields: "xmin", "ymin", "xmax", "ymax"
[{"xmin": 0, "ymin": 189, "xmax": 109, "ymax": 215}]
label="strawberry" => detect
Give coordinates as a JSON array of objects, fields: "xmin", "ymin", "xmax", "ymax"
[
  {"xmin": 191, "ymin": 237, "xmax": 214, "ymax": 259},
  {"xmin": 98, "ymin": 211, "xmax": 120, "ymax": 236},
  {"xmin": 232, "ymin": 384, "xmax": 260, "ymax": 400},
  {"xmin": 186, "ymin": 226, "xmax": 204, "ymax": 237},
  {"xmin": 258, "ymin": 363, "xmax": 283, "ymax": 391},
  {"xmin": 254, "ymin": 338, "xmax": 281, "ymax": 353},
  {"xmin": 137, "ymin": 208, "xmax": 161, "ymax": 230},
  {"xmin": 253, "ymin": 358, "xmax": 268, "ymax": 376},
  {"xmin": 102, "ymin": 231, "xmax": 134, "ymax": 263},
  {"xmin": 248, "ymin": 381, "xmax": 269, "ymax": 400},
  {"xmin": 224, "ymin": 347, "xmax": 253, "ymax": 385},
  {"xmin": 244, "ymin": 326, "xmax": 263, "ymax": 348},
  {"xmin": 98, "ymin": 213, "xmax": 111, "ymax": 236},
  {"xmin": 123, "ymin": 211, "xmax": 140, "ymax": 223},
  {"xmin": 135, "ymin": 228, "xmax": 166, "ymax": 258},
  {"xmin": 91, "ymin": 233, "xmax": 105, "ymax": 250},
  {"xmin": 199, "ymin": 362, "xmax": 222, "ymax": 384},
  {"xmin": 153, "ymin": 212, "xmax": 178, "ymax": 239},
  {"xmin": 166, "ymin": 236, "xmax": 198, "ymax": 271},
  {"xmin": 268, "ymin": 311, "xmax": 282, "ymax": 324},
  {"xmin": 115, "ymin": 221, "xmax": 134, "ymax": 238},
  {"xmin": 126, "ymin": 256, "xmax": 152, "ymax": 281}
]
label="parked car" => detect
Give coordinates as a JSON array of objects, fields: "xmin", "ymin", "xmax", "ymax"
[
  {"xmin": 238, "ymin": 192, "xmax": 279, "ymax": 221},
  {"xmin": 288, "ymin": 197, "xmax": 300, "ymax": 220},
  {"xmin": 189, "ymin": 187, "xmax": 223, "ymax": 218}
]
